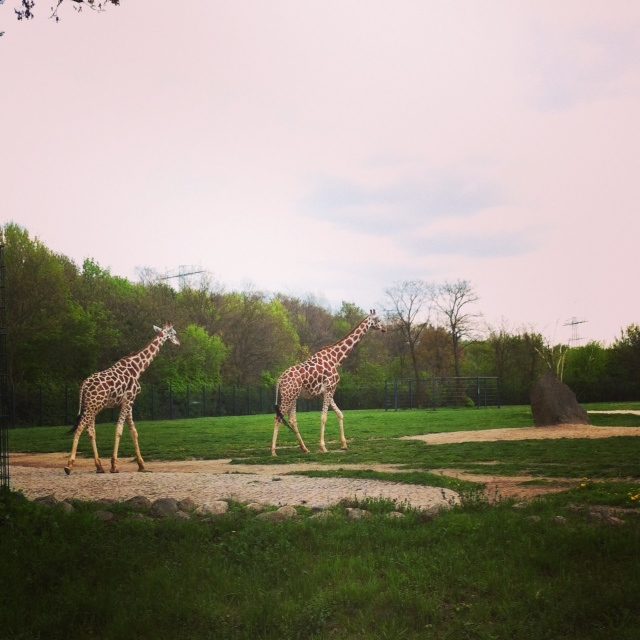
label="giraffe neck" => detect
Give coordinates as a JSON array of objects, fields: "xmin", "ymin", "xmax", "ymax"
[
  {"xmin": 126, "ymin": 335, "xmax": 166, "ymax": 377},
  {"xmin": 321, "ymin": 318, "xmax": 372, "ymax": 366}
]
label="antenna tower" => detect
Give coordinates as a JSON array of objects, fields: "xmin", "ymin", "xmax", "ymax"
[
  {"xmin": 157, "ymin": 265, "xmax": 207, "ymax": 289},
  {"xmin": 563, "ymin": 316, "xmax": 587, "ymax": 346}
]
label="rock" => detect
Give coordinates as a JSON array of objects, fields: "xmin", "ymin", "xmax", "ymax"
[
  {"xmin": 58, "ymin": 501, "xmax": 75, "ymax": 514},
  {"xmin": 552, "ymin": 515, "xmax": 567, "ymax": 525},
  {"xmin": 34, "ymin": 495, "xmax": 58, "ymax": 508},
  {"xmin": 530, "ymin": 371, "xmax": 590, "ymax": 427},
  {"xmin": 256, "ymin": 505, "xmax": 298, "ymax": 523},
  {"xmin": 94, "ymin": 510, "xmax": 114, "ymax": 522},
  {"xmin": 310, "ymin": 510, "xmax": 333, "ymax": 520},
  {"xmin": 345, "ymin": 508, "xmax": 372, "ymax": 521},
  {"xmin": 151, "ymin": 498, "xmax": 179, "ymax": 518},
  {"xmin": 125, "ymin": 495, "xmax": 152, "ymax": 511},
  {"xmin": 196, "ymin": 501, "xmax": 229, "ymax": 516},
  {"xmin": 127, "ymin": 512, "xmax": 152, "ymax": 521},
  {"xmin": 174, "ymin": 510, "xmax": 192, "ymax": 520},
  {"xmin": 526, "ymin": 515, "xmax": 542, "ymax": 523},
  {"xmin": 177, "ymin": 497, "xmax": 197, "ymax": 512},
  {"xmin": 386, "ymin": 511, "xmax": 405, "ymax": 519},
  {"xmin": 245, "ymin": 502, "xmax": 266, "ymax": 512},
  {"xmin": 276, "ymin": 505, "xmax": 298, "ymax": 518}
]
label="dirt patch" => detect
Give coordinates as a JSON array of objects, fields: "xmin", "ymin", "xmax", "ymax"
[
  {"xmin": 403, "ymin": 424, "xmax": 640, "ymax": 445},
  {"xmin": 432, "ymin": 468, "xmax": 581, "ymax": 502}
]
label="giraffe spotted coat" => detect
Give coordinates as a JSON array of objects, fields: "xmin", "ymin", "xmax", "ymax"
[
  {"xmin": 64, "ymin": 323, "xmax": 180, "ymax": 475},
  {"xmin": 272, "ymin": 310, "xmax": 385, "ymax": 456}
]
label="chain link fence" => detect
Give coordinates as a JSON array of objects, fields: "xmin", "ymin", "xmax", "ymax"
[{"xmin": 7, "ymin": 376, "xmax": 500, "ymax": 428}]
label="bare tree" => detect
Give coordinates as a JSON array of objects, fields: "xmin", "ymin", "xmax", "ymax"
[
  {"xmin": 384, "ymin": 280, "xmax": 434, "ymax": 403},
  {"xmin": 434, "ymin": 280, "xmax": 480, "ymax": 377}
]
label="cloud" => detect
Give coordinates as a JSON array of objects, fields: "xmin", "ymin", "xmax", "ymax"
[
  {"xmin": 404, "ymin": 229, "xmax": 537, "ymax": 259},
  {"xmin": 302, "ymin": 172, "xmax": 502, "ymax": 235}
]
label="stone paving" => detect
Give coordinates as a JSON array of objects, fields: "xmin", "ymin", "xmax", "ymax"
[{"xmin": 10, "ymin": 462, "xmax": 459, "ymax": 511}]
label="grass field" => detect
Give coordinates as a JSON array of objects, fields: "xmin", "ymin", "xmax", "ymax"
[{"xmin": 3, "ymin": 404, "xmax": 640, "ymax": 639}]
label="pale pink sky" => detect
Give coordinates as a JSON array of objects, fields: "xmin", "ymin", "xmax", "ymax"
[{"xmin": 2, "ymin": 1, "xmax": 639, "ymax": 345}]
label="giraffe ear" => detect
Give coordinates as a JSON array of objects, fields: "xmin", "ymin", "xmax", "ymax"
[{"xmin": 153, "ymin": 325, "xmax": 162, "ymax": 334}]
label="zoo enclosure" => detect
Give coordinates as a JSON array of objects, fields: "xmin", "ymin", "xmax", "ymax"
[{"xmin": 8, "ymin": 376, "xmax": 500, "ymax": 428}]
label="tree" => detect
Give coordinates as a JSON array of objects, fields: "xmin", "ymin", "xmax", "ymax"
[
  {"xmin": 151, "ymin": 324, "xmax": 227, "ymax": 392},
  {"xmin": 8, "ymin": 0, "xmax": 120, "ymax": 25},
  {"xmin": 384, "ymin": 280, "xmax": 434, "ymax": 404},
  {"xmin": 434, "ymin": 280, "xmax": 480, "ymax": 377},
  {"xmin": 218, "ymin": 292, "xmax": 300, "ymax": 386}
]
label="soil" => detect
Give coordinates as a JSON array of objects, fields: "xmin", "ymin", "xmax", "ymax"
[{"xmin": 9, "ymin": 421, "xmax": 640, "ymax": 507}]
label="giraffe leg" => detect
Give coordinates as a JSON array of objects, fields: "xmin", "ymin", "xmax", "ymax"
[
  {"xmin": 64, "ymin": 416, "xmax": 88, "ymax": 474},
  {"xmin": 126, "ymin": 409, "xmax": 148, "ymax": 472},
  {"xmin": 319, "ymin": 395, "xmax": 330, "ymax": 453},
  {"xmin": 289, "ymin": 408, "xmax": 310, "ymax": 454},
  {"xmin": 330, "ymin": 398, "xmax": 347, "ymax": 449},
  {"xmin": 87, "ymin": 421, "xmax": 105, "ymax": 473},
  {"xmin": 271, "ymin": 417, "xmax": 281, "ymax": 457},
  {"xmin": 110, "ymin": 405, "xmax": 128, "ymax": 473}
]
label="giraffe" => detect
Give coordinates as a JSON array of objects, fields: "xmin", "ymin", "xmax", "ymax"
[
  {"xmin": 64, "ymin": 323, "xmax": 180, "ymax": 475},
  {"xmin": 272, "ymin": 310, "xmax": 386, "ymax": 457}
]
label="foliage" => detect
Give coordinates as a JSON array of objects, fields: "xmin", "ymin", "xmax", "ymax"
[{"xmin": 3, "ymin": 223, "xmax": 640, "ymax": 405}]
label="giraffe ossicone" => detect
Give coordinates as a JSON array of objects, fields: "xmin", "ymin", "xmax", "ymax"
[
  {"xmin": 64, "ymin": 323, "xmax": 180, "ymax": 475},
  {"xmin": 272, "ymin": 309, "xmax": 386, "ymax": 457}
]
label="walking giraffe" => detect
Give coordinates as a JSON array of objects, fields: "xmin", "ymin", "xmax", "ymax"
[
  {"xmin": 272, "ymin": 310, "xmax": 386, "ymax": 456},
  {"xmin": 64, "ymin": 323, "xmax": 180, "ymax": 475}
]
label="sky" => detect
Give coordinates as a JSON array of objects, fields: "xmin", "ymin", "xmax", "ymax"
[{"xmin": 1, "ymin": 1, "xmax": 639, "ymax": 345}]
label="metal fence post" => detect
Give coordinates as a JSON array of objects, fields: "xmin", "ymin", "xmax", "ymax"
[{"xmin": 169, "ymin": 382, "xmax": 173, "ymax": 420}]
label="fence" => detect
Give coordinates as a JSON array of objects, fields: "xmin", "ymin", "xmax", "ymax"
[
  {"xmin": 0, "ymin": 242, "xmax": 8, "ymax": 489},
  {"xmin": 384, "ymin": 377, "xmax": 500, "ymax": 410},
  {"xmin": 7, "ymin": 376, "xmax": 499, "ymax": 428}
]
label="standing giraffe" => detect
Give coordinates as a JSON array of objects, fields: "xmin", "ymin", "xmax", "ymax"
[
  {"xmin": 64, "ymin": 323, "xmax": 180, "ymax": 475},
  {"xmin": 272, "ymin": 310, "xmax": 386, "ymax": 456}
]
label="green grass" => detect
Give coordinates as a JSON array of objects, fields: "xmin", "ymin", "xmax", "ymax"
[
  {"xmin": 1, "ymin": 487, "xmax": 639, "ymax": 640},
  {"xmin": 4, "ymin": 403, "xmax": 640, "ymax": 638}
]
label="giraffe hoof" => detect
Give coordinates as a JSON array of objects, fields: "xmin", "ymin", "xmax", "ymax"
[
  {"xmin": 64, "ymin": 466, "xmax": 71, "ymax": 475},
  {"xmin": 96, "ymin": 467, "xmax": 105, "ymax": 474},
  {"xmin": 319, "ymin": 448, "xmax": 328, "ymax": 454},
  {"xmin": 110, "ymin": 468, "xmax": 119, "ymax": 474},
  {"xmin": 138, "ymin": 468, "xmax": 151, "ymax": 473}
]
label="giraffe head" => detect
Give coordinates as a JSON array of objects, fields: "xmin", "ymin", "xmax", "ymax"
[
  {"xmin": 153, "ymin": 323, "xmax": 181, "ymax": 346},
  {"xmin": 367, "ymin": 309, "xmax": 387, "ymax": 332}
]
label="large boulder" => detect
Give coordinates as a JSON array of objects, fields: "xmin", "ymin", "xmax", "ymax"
[{"xmin": 530, "ymin": 371, "xmax": 590, "ymax": 427}]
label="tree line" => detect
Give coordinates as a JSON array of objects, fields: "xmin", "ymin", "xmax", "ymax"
[{"xmin": 2, "ymin": 223, "xmax": 639, "ymax": 406}]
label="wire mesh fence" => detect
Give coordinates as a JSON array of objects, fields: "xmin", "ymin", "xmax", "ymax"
[
  {"xmin": 7, "ymin": 376, "xmax": 500, "ymax": 428},
  {"xmin": 384, "ymin": 377, "xmax": 500, "ymax": 410},
  {"xmin": 0, "ymin": 241, "xmax": 9, "ymax": 489}
]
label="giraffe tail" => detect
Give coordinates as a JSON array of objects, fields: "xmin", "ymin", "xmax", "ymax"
[
  {"xmin": 69, "ymin": 386, "xmax": 86, "ymax": 433},
  {"xmin": 68, "ymin": 412, "xmax": 83, "ymax": 434}
]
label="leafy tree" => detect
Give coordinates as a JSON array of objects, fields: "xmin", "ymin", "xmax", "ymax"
[
  {"xmin": 219, "ymin": 293, "xmax": 299, "ymax": 385},
  {"xmin": 151, "ymin": 324, "xmax": 227, "ymax": 393},
  {"xmin": 3, "ymin": 223, "xmax": 78, "ymax": 385},
  {"xmin": 564, "ymin": 342, "xmax": 611, "ymax": 402}
]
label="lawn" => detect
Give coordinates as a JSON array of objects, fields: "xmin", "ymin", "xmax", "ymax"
[{"xmin": 2, "ymin": 403, "xmax": 640, "ymax": 639}]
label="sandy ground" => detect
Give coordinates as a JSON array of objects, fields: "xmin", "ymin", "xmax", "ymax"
[{"xmin": 9, "ymin": 421, "xmax": 640, "ymax": 507}]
